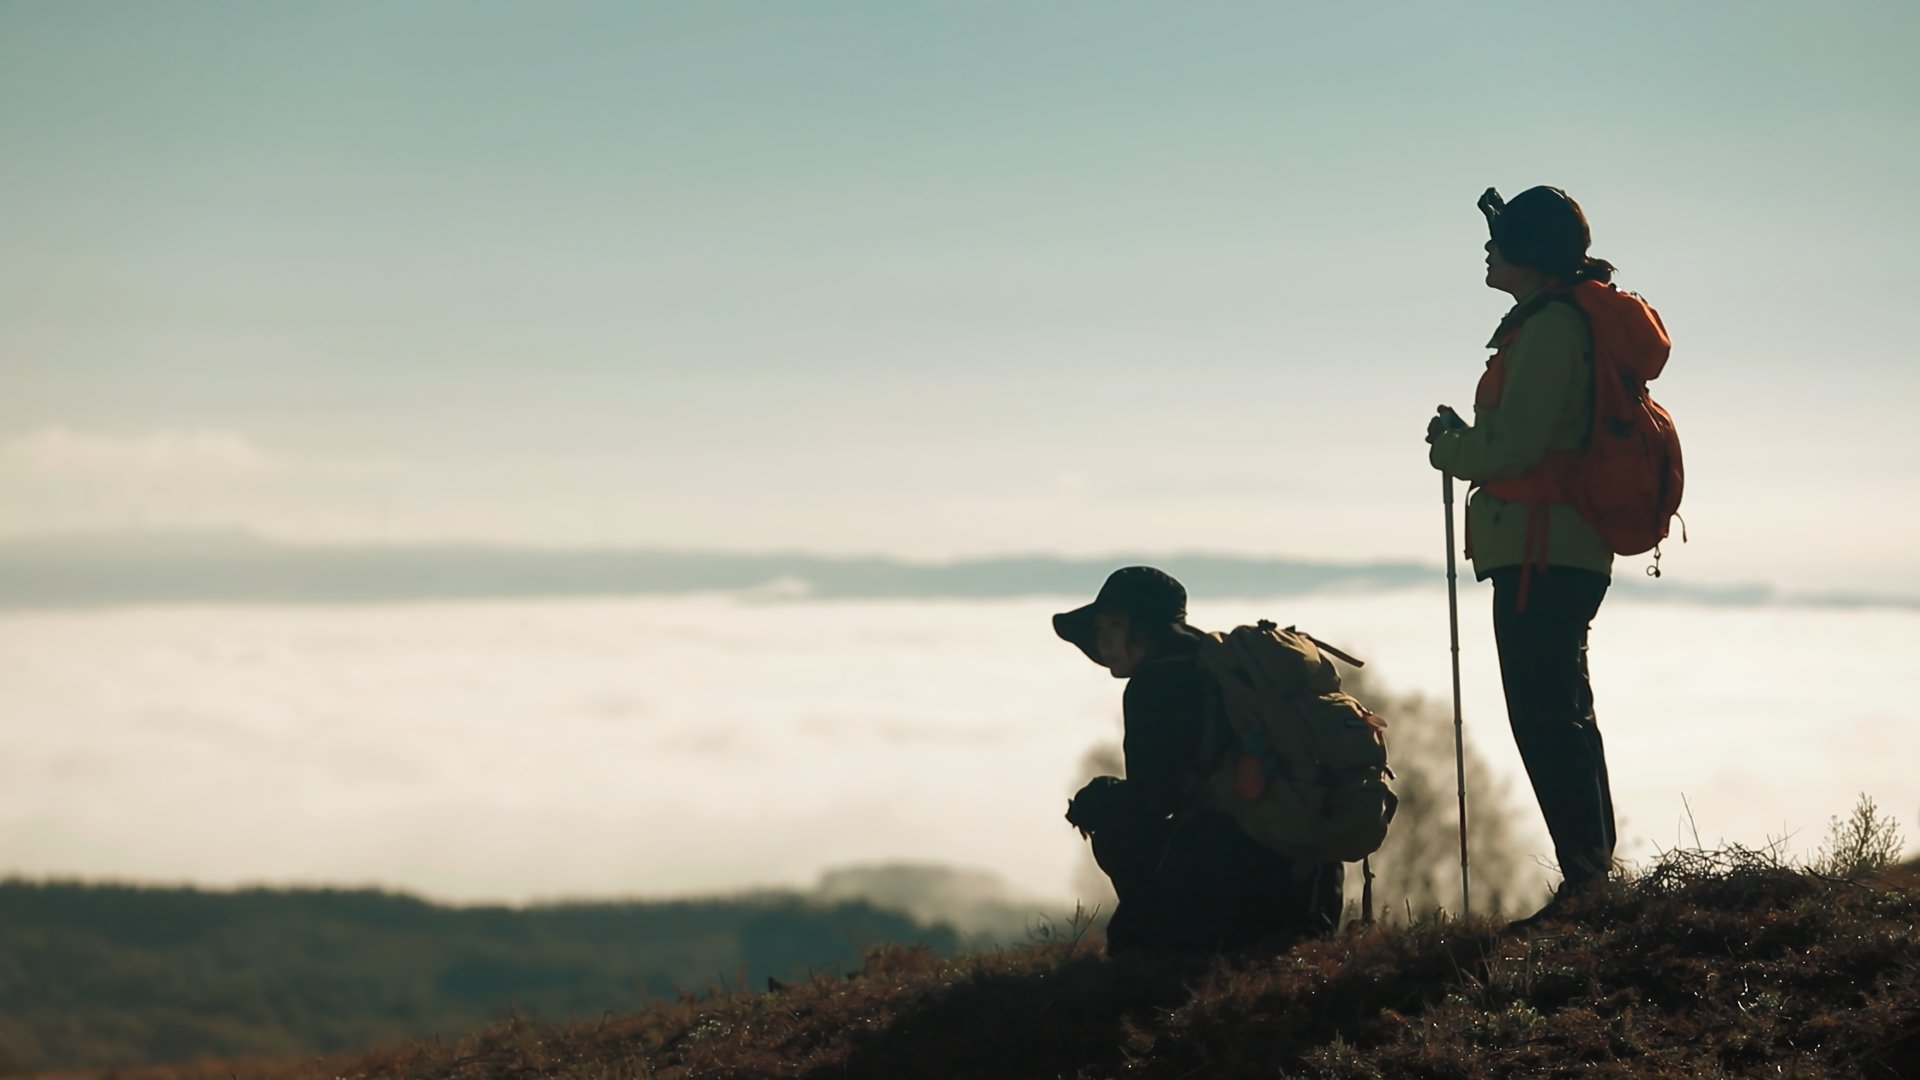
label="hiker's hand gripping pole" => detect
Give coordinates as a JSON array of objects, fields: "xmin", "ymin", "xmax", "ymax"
[{"xmin": 1443, "ymin": 471, "xmax": 1471, "ymax": 918}]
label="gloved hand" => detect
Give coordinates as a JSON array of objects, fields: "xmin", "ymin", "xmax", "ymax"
[
  {"xmin": 1065, "ymin": 775, "xmax": 1130, "ymax": 837},
  {"xmin": 1426, "ymin": 404, "xmax": 1467, "ymax": 444}
]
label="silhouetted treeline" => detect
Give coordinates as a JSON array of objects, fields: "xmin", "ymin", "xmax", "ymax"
[{"xmin": 0, "ymin": 879, "xmax": 960, "ymax": 1072}]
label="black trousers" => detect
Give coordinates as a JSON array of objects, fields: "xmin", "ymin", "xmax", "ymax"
[
  {"xmin": 1489, "ymin": 565, "xmax": 1616, "ymax": 886},
  {"xmin": 1089, "ymin": 810, "xmax": 1342, "ymax": 955}
]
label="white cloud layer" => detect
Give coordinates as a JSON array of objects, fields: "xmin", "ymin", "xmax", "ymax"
[
  {"xmin": 0, "ymin": 426, "xmax": 276, "ymax": 476},
  {"xmin": 0, "ymin": 591, "xmax": 1910, "ymax": 907}
]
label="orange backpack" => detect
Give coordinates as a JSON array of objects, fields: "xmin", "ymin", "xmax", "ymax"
[{"xmin": 1477, "ymin": 280, "xmax": 1684, "ymax": 571}]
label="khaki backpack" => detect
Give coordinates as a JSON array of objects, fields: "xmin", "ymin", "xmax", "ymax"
[{"xmin": 1192, "ymin": 621, "xmax": 1397, "ymax": 863}]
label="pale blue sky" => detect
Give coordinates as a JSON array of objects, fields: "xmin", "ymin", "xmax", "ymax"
[{"xmin": 3, "ymin": 1, "xmax": 1916, "ymax": 591}]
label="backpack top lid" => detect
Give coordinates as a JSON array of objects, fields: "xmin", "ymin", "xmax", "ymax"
[
  {"xmin": 1565, "ymin": 280, "xmax": 1671, "ymax": 384},
  {"xmin": 1197, "ymin": 621, "xmax": 1349, "ymax": 701}
]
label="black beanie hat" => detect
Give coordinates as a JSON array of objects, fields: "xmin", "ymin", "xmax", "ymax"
[{"xmin": 1479, "ymin": 185, "xmax": 1593, "ymax": 278}]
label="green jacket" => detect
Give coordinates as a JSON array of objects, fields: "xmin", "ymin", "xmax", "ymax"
[{"xmin": 1428, "ymin": 291, "xmax": 1615, "ymax": 580}]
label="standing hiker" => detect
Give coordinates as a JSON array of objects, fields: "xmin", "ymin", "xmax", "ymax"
[
  {"xmin": 1055, "ymin": 566, "xmax": 1348, "ymax": 954},
  {"xmin": 1426, "ymin": 185, "xmax": 1678, "ymax": 927}
]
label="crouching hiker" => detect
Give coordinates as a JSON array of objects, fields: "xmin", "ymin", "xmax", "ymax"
[
  {"xmin": 1427, "ymin": 185, "xmax": 1681, "ymax": 928},
  {"xmin": 1055, "ymin": 566, "xmax": 1396, "ymax": 955}
]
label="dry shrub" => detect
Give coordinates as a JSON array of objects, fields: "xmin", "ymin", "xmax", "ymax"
[{"xmin": 1811, "ymin": 793, "xmax": 1907, "ymax": 880}]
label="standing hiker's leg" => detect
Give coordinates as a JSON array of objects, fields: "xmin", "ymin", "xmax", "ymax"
[
  {"xmin": 1491, "ymin": 566, "xmax": 1615, "ymax": 885},
  {"xmin": 1579, "ymin": 625, "xmax": 1619, "ymax": 863}
]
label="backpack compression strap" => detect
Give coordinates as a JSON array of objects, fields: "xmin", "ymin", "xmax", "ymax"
[{"xmin": 1249, "ymin": 620, "xmax": 1366, "ymax": 669}]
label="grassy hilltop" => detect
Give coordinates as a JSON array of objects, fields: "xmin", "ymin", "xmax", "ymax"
[{"xmin": 49, "ymin": 852, "xmax": 1920, "ymax": 1080}]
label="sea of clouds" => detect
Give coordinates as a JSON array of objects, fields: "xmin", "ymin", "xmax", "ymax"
[{"xmin": 1, "ymin": 588, "xmax": 1912, "ymax": 909}]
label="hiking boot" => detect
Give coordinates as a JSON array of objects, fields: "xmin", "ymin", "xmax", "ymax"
[{"xmin": 1508, "ymin": 878, "xmax": 1612, "ymax": 932}]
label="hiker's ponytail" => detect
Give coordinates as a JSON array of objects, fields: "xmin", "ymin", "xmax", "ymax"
[
  {"xmin": 1543, "ymin": 252, "xmax": 1616, "ymax": 285},
  {"xmin": 1571, "ymin": 255, "xmax": 1617, "ymax": 285}
]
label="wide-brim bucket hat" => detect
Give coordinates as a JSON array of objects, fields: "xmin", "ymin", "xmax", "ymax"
[{"xmin": 1053, "ymin": 566, "xmax": 1191, "ymax": 665}]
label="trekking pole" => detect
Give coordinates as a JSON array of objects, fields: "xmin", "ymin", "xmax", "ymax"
[{"xmin": 1443, "ymin": 471, "xmax": 1471, "ymax": 918}]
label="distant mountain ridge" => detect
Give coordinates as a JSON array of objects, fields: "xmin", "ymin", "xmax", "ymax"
[{"xmin": 0, "ymin": 531, "xmax": 1903, "ymax": 611}]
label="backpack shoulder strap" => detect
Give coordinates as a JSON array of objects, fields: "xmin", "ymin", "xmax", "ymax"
[{"xmin": 1491, "ymin": 289, "xmax": 1579, "ymax": 345}]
